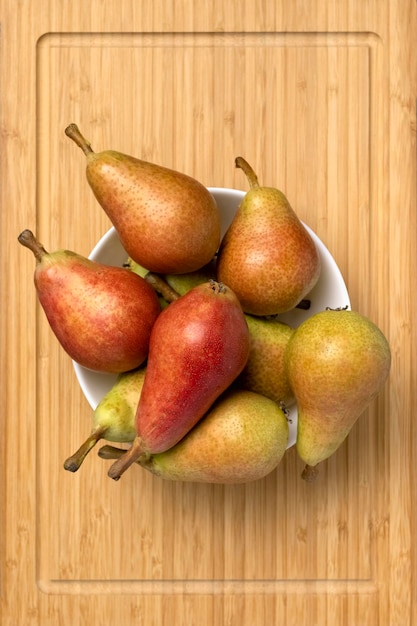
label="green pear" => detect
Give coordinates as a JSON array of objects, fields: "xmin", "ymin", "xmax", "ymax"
[
  {"xmin": 126, "ymin": 256, "xmax": 217, "ymax": 304},
  {"xmin": 18, "ymin": 229, "xmax": 161, "ymax": 373},
  {"xmin": 99, "ymin": 389, "xmax": 289, "ymax": 484},
  {"xmin": 65, "ymin": 123, "xmax": 221, "ymax": 274},
  {"xmin": 63, "ymin": 367, "xmax": 146, "ymax": 472},
  {"xmin": 216, "ymin": 157, "xmax": 321, "ymax": 315},
  {"xmin": 239, "ymin": 315, "xmax": 295, "ymax": 407},
  {"xmin": 163, "ymin": 258, "xmax": 217, "ymax": 296},
  {"xmin": 284, "ymin": 309, "xmax": 391, "ymax": 481}
]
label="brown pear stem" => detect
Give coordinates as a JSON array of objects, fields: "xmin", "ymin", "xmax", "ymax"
[
  {"xmin": 144, "ymin": 273, "xmax": 180, "ymax": 303},
  {"xmin": 107, "ymin": 436, "xmax": 149, "ymax": 480},
  {"xmin": 63, "ymin": 425, "xmax": 108, "ymax": 472},
  {"xmin": 301, "ymin": 464, "xmax": 320, "ymax": 483},
  {"xmin": 18, "ymin": 229, "xmax": 48, "ymax": 261},
  {"xmin": 235, "ymin": 156, "xmax": 260, "ymax": 189},
  {"xmin": 98, "ymin": 444, "xmax": 128, "ymax": 461},
  {"xmin": 65, "ymin": 123, "xmax": 94, "ymax": 155}
]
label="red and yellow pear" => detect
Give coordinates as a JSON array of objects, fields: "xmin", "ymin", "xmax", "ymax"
[
  {"xmin": 217, "ymin": 157, "xmax": 321, "ymax": 315},
  {"xmin": 107, "ymin": 280, "xmax": 251, "ymax": 480},
  {"xmin": 18, "ymin": 229, "xmax": 160, "ymax": 373},
  {"xmin": 100, "ymin": 389, "xmax": 289, "ymax": 484},
  {"xmin": 65, "ymin": 123, "xmax": 221, "ymax": 274}
]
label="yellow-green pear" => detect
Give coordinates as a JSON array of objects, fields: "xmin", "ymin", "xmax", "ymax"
[
  {"xmin": 125, "ymin": 256, "xmax": 217, "ymax": 306},
  {"xmin": 99, "ymin": 389, "xmax": 289, "ymax": 484},
  {"xmin": 63, "ymin": 367, "xmax": 146, "ymax": 472},
  {"xmin": 163, "ymin": 258, "xmax": 217, "ymax": 296},
  {"xmin": 284, "ymin": 309, "xmax": 391, "ymax": 481},
  {"xmin": 217, "ymin": 157, "xmax": 321, "ymax": 315},
  {"xmin": 239, "ymin": 315, "xmax": 295, "ymax": 407}
]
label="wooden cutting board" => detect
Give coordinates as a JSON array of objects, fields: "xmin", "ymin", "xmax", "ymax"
[{"xmin": 1, "ymin": 2, "xmax": 416, "ymax": 625}]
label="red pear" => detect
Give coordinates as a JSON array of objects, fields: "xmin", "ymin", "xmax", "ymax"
[
  {"xmin": 107, "ymin": 280, "xmax": 250, "ymax": 480},
  {"xmin": 18, "ymin": 229, "xmax": 161, "ymax": 373}
]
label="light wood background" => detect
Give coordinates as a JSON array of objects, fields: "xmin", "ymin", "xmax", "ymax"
[{"xmin": 1, "ymin": 2, "xmax": 416, "ymax": 625}]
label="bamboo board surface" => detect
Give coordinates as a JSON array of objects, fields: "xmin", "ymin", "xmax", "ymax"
[{"xmin": 1, "ymin": 2, "xmax": 416, "ymax": 625}]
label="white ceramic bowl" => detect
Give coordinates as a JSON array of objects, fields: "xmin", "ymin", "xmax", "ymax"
[{"xmin": 73, "ymin": 188, "xmax": 351, "ymax": 448}]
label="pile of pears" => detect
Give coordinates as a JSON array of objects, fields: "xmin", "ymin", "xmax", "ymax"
[{"xmin": 19, "ymin": 124, "xmax": 391, "ymax": 484}]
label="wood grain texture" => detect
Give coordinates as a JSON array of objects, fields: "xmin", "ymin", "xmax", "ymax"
[{"xmin": 1, "ymin": 2, "xmax": 416, "ymax": 625}]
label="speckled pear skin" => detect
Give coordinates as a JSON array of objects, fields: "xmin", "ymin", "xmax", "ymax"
[
  {"xmin": 239, "ymin": 315, "xmax": 295, "ymax": 407},
  {"xmin": 284, "ymin": 309, "xmax": 391, "ymax": 477},
  {"xmin": 163, "ymin": 258, "xmax": 217, "ymax": 296},
  {"xmin": 65, "ymin": 124, "xmax": 221, "ymax": 274},
  {"xmin": 17, "ymin": 229, "xmax": 161, "ymax": 373},
  {"xmin": 63, "ymin": 367, "xmax": 146, "ymax": 473},
  {"xmin": 217, "ymin": 157, "xmax": 321, "ymax": 315},
  {"xmin": 107, "ymin": 280, "xmax": 251, "ymax": 480},
  {"xmin": 135, "ymin": 281, "xmax": 251, "ymax": 454},
  {"xmin": 101, "ymin": 389, "xmax": 289, "ymax": 484},
  {"xmin": 91, "ymin": 368, "xmax": 146, "ymax": 443},
  {"xmin": 142, "ymin": 390, "xmax": 289, "ymax": 483}
]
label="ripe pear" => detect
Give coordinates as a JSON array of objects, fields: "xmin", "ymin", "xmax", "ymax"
[
  {"xmin": 284, "ymin": 309, "xmax": 391, "ymax": 481},
  {"xmin": 64, "ymin": 367, "xmax": 146, "ymax": 472},
  {"xmin": 239, "ymin": 315, "xmax": 295, "ymax": 407},
  {"xmin": 18, "ymin": 229, "xmax": 160, "ymax": 373},
  {"xmin": 127, "ymin": 262, "xmax": 295, "ymax": 407},
  {"xmin": 65, "ymin": 123, "xmax": 221, "ymax": 274},
  {"xmin": 107, "ymin": 280, "xmax": 251, "ymax": 480},
  {"xmin": 127, "ymin": 256, "xmax": 310, "ymax": 313},
  {"xmin": 99, "ymin": 390, "xmax": 289, "ymax": 484},
  {"xmin": 216, "ymin": 157, "xmax": 321, "ymax": 315}
]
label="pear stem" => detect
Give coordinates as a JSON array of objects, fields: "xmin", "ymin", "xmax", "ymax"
[
  {"xmin": 145, "ymin": 273, "xmax": 180, "ymax": 303},
  {"xmin": 235, "ymin": 156, "xmax": 260, "ymax": 189},
  {"xmin": 65, "ymin": 123, "xmax": 94, "ymax": 155},
  {"xmin": 107, "ymin": 436, "xmax": 149, "ymax": 480},
  {"xmin": 301, "ymin": 464, "xmax": 320, "ymax": 483},
  {"xmin": 98, "ymin": 444, "xmax": 127, "ymax": 461},
  {"xmin": 63, "ymin": 425, "xmax": 108, "ymax": 473},
  {"xmin": 18, "ymin": 229, "xmax": 48, "ymax": 261}
]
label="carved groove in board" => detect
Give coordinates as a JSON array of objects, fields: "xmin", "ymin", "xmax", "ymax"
[
  {"xmin": 37, "ymin": 31, "xmax": 382, "ymax": 49},
  {"xmin": 35, "ymin": 29, "xmax": 383, "ymax": 594},
  {"xmin": 38, "ymin": 578, "xmax": 379, "ymax": 596}
]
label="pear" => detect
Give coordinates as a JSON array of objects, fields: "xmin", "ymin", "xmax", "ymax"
[
  {"xmin": 127, "ymin": 256, "xmax": 310, "ymax": 312},
  {"xmin": 284, "ymin": 309, "xmax": 391, "ymax": 481},
  {"xmin": 216, "ymin": 157, "xmax": 321, "ymax": 315},
  {"xmin": 18, "ymin": 229, "xmax": 161, "ymax": 373},
  {"xmin": 99, "ymin": 390, "xmax": 289, "ymax": 484},
  {"xmin": 107, "ymin": 280, "xmax": 251, "ymax": 480},
  {"xmin": 163, "ymin": 258, "xmax": 217, "ymax": 296},
  {"xmin": 64, "ymin": 367, "xmax": 146, "ymax": 472},
  {"xmin": 239, "ymin": 315, "xmax": 295, "ymax": 407},
  {"xmin": 65, "ymin": 123, "xmax": 221, "ymax": 274},
  {"xmin": 128, "ymin": 261, "xmax": 295, "ymax": 407}
]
